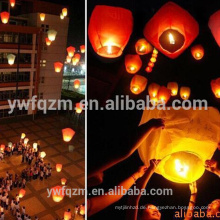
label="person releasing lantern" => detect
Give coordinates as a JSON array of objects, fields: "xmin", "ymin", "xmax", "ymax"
[
  {"xmin": 180, "ymin": 87, "xmax": 191, "ymax": 100},
  {"xmin": 211, "ymin": 77, "xmax": 220, "ymax": 98},
  {"xmin": 47, "ymin": 30, "xmax": 57, "ymax": 41},
  {"xmin": 167, "ymin": 82, "xmax": 178, "ymax": 96},
  {"xmin": 135, "ymin": 38, "xmax": 153, "ymax": 55},
  {"xmin": 125, "ymin": 54, "xmax": 142, "ymax": 74},
  {"xmin": 54, "ymin": 62, "xmax": 63, "ymax": 73},
  {"xmin": 130, "ymin": 75, "xmax": 148, "ymax": 95},
  {"xmin": 51, "ymin": 186, "xmax": 65, "ymax": 202},
  {"xmin": 7, "ymin": 54, "xmax": 16, "ymax": 65},
  {"xmin": 67, "ymin": 46, "xmax": 75, "ymax": 58},
  {"xmin": 10, "ymin": 0, "xmax": 15, "ymax": 7},
  {"xmin": 1, "ymin": 12, "xmax": 10, "ymax": 24},
  {"xmin": 19, "ymin": 189, "xmax": 26, "ymax": 198},
  {"xmin": 40, "ymin": 13, "xmax": 45, "ymax": 21},
  {"xmin": 74, "ymin": 79, "xmax": 80, "ymax": 89},
  {"xmin": 80, "ymin": 45, "xmax": 85, "ymax": 53},
  {"xmin": 45, "ymin": 38, "xmax": 51, "ymax": 46},
  {"xmin": 191, "ymin": 45, "xmax": 204, "ymax": 60},
  {"xmin": 56, "ymin": 164, "xmax": 62, "ymax": 172},
  {"xmin": 62, "ymin": 128, "xmax": 75, "ymax": 142},
  {"xmin": 157, "ymin": 86, "xmax": 171, "ymax": 104},
  {"xmin": 88, "ymin": 5, "xmax": 133, "ymax": 58}
]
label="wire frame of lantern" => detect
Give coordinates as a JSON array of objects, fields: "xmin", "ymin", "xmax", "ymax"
[
  {"xmin": 167, "ymin": 82, "xmax": 178, "ymax": 96},
  {"xmin": 47, "ymin": 30, "xmax": 57, "ymax": 42},
  {"xmin": 40, "ymin": 13, "xmax": 45, "ymax": 21},
  {"xmin": 7, "ymin": 54, "xmax": 16, "ymax": 65},
  {"xmin": 1, "ymin": 12, "xmax": 10, "ymax": 24}
]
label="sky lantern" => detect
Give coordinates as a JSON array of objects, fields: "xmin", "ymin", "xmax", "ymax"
[
  {"xmin": 148, "ymin": 62, "xmax": 154, "ymax": 68},
  {"xmin": 62, "ymin": 8, "xmax": 68, "ymax": 17},
  {"xmin": 33, "ymin": 143, "xmax": 38, "ymax": 151},
  {"xmin": 191, "ymin": 45, "xmax": 204, "ymax": 60},
  {"xmin": 8, "ymin": 142, "xmax": 13, "ymax": 148},
  {"xmin": 40, "ymin": 13, "xmax": 45, "ymax": 21},
  {"xmin": 64, "ymin": 211, "xmax": 71, "ymax": 220},
  {"xmin": 40, "ymin": 151, "xmax": 46, "ymax": 159},
  {"xmin": 54, "ymin": 62, "xmax": 63, "ymax": 73},
  {"xmin": 167, "ymin": 82, "xmax": 178, "ymax": 96},
  {"xmin": 67, "ymin": 46, "xmax": 75, "ymax": 58},
  {"xmin": 88, "ymin": 5, "xmax": 133, "ymax": 58},
  {"xmin": 150, "ymin": 57, "xmax": 156, "ymax": 63},
  {"xmin": 79, "ymin": 205, "xmax": 85, "ymax": 215},
  {"xmin": 72, "ymin": 57, "xmax": 78, "ymax": 66},
  {"xmin": 0, "ymin": 145, "xmax": 5, "ymax": 153},
  {"xmin": 76, "ymin": 103, "xmax": 83, "ymax": 114},
  {"xmin": 51, "ymin": 186, "xmax": 65, "ymax": 202},
  {"xmin": 61, "ymin": 178, "xmax": 67, "ymax": 186},
  {"xmin": 66, "ymin": 56, "xmax": 71, "ymax": 63},
  {"xmin": 125, "ymin": 54, "xmax": 142, "ymax": 74},
  {"xmin": 62, "ymin": 128, "xmax": 75, "ymax": 142},
  {"xmin": 7, "ymin": 54, "xmax": 16, "ymax": 65},
  {"xmin": 47, "ymin": 30, "xmax": 57, "ymax": 41},
  {"xmin": 145, "ymin": 66, "xmax": 152, "ymax": 73},
  {"xmin": 74, "ymin": 79, "xmax": 80, "ymax": 89},
  {"xmin": 21, "ymin": 133, "xmax": 26, "ymax": 139},
  {"xmin": 24, "ymin": 138, "xmax": 29, "ymax": 145},
  {"xmin": 1, "ymin": 12, "xmax": 10, "ymax": 24},
  {"xmin": 45, "ymin": 38, "xmax": 51, "ymax": 46},
  {"xmin": 130, "ymin": 75, "xmax": 148, "ymax": 95},
  {"xmin": 56, "ymin": 164, "xmax": 62, "ymax": 172},
  {"xmin": 80, "ymin": 45, "xmax": 85, "ymax": 53},
  {"xmin": 19, "ymin": 189, "xmax": 26, "ymax": 198},
  {"xmin": 135, "ymin": 38, "xmax": 153, "ymax": 55},
  {"xmin": 211, "ymin": 78, "xmax": 220, "ymax": 98},
  {"xmin": 10, "ymin": 0, "xmax": 15, "ymax": 7},
  {"xmin": 74, "ymin": 53, "xmax": 81, "ymax": 62},
  {"xmin": 143, "ymin": 2, "xmax": 199, "ymax": 59},
  {"xmin": 180, "ymin": 87, "xmax": 191, "ymax": 100},
  {"xmin": 60, "ymin": 13, "xmax": 64, "ymax": 20},
  {"xmin": 157, "ymin": 86, "xmax": 171, "ymax": 104},
  {"xmin": 209, "ymin": 10, "xmax": 220, "ymax": 47},
  {"xmin": 148, "ymin": 83, "xmax": 160, "ymax": 98}
]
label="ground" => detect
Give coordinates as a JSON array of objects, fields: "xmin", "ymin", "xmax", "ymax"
[{"xmin": 0, "ymin": 113, "xmax": 85, "ymax": 220}]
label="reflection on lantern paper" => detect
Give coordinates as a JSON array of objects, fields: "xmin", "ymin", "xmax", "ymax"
[
  {"xmin": 138, "ymin": 107, "xmax": 220, "ymax": 183},
  {"xmin": 135, "ymin": 38, "xmax": 153, "ymax": 55},
  {"xmin": 125, "ymin": 54, "xmax": 142, "ymax": 74}
]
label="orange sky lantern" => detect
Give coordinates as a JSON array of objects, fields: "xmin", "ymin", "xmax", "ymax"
[
  {"xmin": 209, "ymin": 10, "xmax": 220, "ymax": 47},
  {"xmin": 40, "ymin": 13, "xmax": 45, "ymax": 21},
  {"xmin": 66, "ymin": 56, "xmax": 71, "ymax": 63},
  {"xmin": 157, "ymin": 86, "xmax": 171, "ymax": 104},
  {"xmin": 74, "ymin": 53, "xmax": 81, "ymax": 62},
  {"xmin": 19, "ymin": 189, "xmax": 26, "ymax": 198},
  {"xmin": 1, "ymin": 12, "xmax": 10, "ymax": 24},
  {"xmin": 135, "ymin": 38, "xmax": 153, "ymax": 55},
  {"xmin": 45, "ymin": 38, "xmax": 51, "ymax": 46},
  {"xmin": 130, "ymin": 75, "xmax": 148, "ymax": 95},
  {"xmin": 80, "ymin": 45, "xmax": 85, "ymax": 53},
  {"xmin": 148, "ymin": 83, "xmax": 160, "ymax": 98},
  {"xmin": 40, "ymin": 151, "xmax": 46, "ymax": 159},
  {"xmin": 145, "ymin": 66, "xmax": 152, "ymax": 73},
  {"xmin": 191, "ymin": 44, "xmax": 204, "ymax": 60},
  {"xmin": 125, "ymin": 54, "xmax": 142, "ymax": 74},
  {"xmin": 10, "ymin": 0, "xmax": 15, "ymax": 7},
  {"xmin": 76, "ymin": 103, "xmax": 83, "ymax": 114},
  {"xmin": 0, "ymin": 145, "xmax": 5, "ymax": 152},
  {"xmin": 148, "ymin": 62, "xmax": 154, "ymax": 68},
  {"xmin": 47, "ymin": 30, "xmax": 57, "ymax": 41},
  {"xmin": 88, "ymin": 5, "xmax": 133, "ymax": 58},
  {"xmin": 67, "ymin": 46, "xmax": 75, "ymax": 57},
  {"xmin": 62, "ymin": 128, "xmax": 75, "ymax": 142},
  {"xmin": 51, "ymin": 186, "xmax": 65, "ymax": 202},
  {"xmin": 64, "ymin": 211, "xmax": 71, "ymax": 220},
  {"xmin": 180, "ymin": 87, "xmax": 191, "ymax": 100},
  {"xmin": 54, "ymin": 62, "xmax": 63, "ymax": 73},
  {"xmin": 211, "ymin": 78, "xmax": 220, "ymax": 98},
  {"xmin": 56, "ymin": 164, "xmax": 62, "ymax": 172},
  {"xmin": 143, "ymin": 2, "xmax": 199, "ymax": 59},
  {"xmin": 167, "ymin": 82, "xmax": 178, "ymax": 96},
  {"xmin": 61, "ymin": 178, "xmax": 67, "ymax": 186},
  {"xmin": 74, "ymin": 79, "xmax": 80, "ymax": 89},
  {"xmin": 62, "ymin": 8, "xmax": 68, "ymax": 17}
]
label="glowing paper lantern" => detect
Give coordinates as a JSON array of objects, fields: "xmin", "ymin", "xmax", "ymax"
[
  {"xmin": 80, "ymin": 45, "xmax": 85, "ymax": 53},
  {"xmin": 74, "ymin": 79, "xmax": 80, "ymax": 89},
  {"xmin": 211, "ymin": 78, "xmax": 220, "ymax": 98},
  {"xmin": 145, "ymin": 66, "xmax": 152, "ymax": 73},
  {"xmin": 60, "ymin": 13, "xmax": 64, "ymax": 20},
  {"xmin": 62, "ymin": 8, "xmax": 68, "ymax": 17},
  {"xmin": 51, "ymin": 186, "xmax": 65, "ymax": 202},
  {"xmin": 135, "ymin": 38, "xmax": 153, "ymax": 55},
  {"xmin": 40, "ymin": 13, "xmax": 45, "ymax": 21},
  {"xmin": 8, "ymin": 142, "xmax": 13, "ymax": 148},
  {"xmin": 76, "ymin": 103, "xmax": 83, "ymax": 114},
  {"xmin": 130, "ymin": 75, "xmax": 148, "ymax": 95},
  {"xmin": 150, "ymin": 57, "xmax": 156, "ymax": 63},
  {"xmin": 148, "ymin": 62, "xmax": 154, "ymax": 68},
  {"xmin": 209, "ymin": 10, "xmax": 220, "ymax": 47},
  {"xmin": 0, "ymin": 145, "xmax": 5, "ymax": 152},
  {"xmin": 79, "ymin": 205, "xmax": 85, "ymax": 215},
  {"xmin": 64, "ymin": 211, "xmax": 71, "ymax": 220},
  {"xmin": 56, "ymin": 164, "xmax": 62, "ymax": 172},
  {"xmin": 150, "ymin": 97, "xmax": 158, "ymax": 106},
  {"xmin": 191, "ymin": 45, "xmax": 204, "ymax": 60},
  {"xmin": 148, "ymin": 83, "xmax": 160, "ymax": 98},
  {"xmin": 180, "ymin": 87, "xmax": 191, "ymax": 100},
  {"xmin": 1, "ymin": 12, "xmax": 10, "ymax": 24},
  {"xmin": 40, "ymin": 151, "xmax": 46, "ymax": 159},
  {"xmin": 62, "ymin": 128, "xmax": 75, "ymax": 142},
  {"xmin": 21, "ymin": 133, "xmax": 26, "ymax": 139},
  {"xmin": 88, "ymin": 5, "xmax": 133, "ymax": 58},
  {"xmin": 143, "ymin": 2, "xmax": 199, "ymax": 59},
  {"xmin": 7, "ymin": 54, "xmax": 16, "ymax": 65},
  {"xmin": 45, "ymin": 38, "xmax": 51, "ymax": 46},
  {"xmin": 33, "ymin": 143, "xmax": 38, "ymax": 151},
  {"xmin": 72, "ymin": 58, "xmax": 78, "ymax": 66},
  {"xmin": 54, "ymin": 62, "xmax": 63, "ymax": 73},
  {"xmin": 67, "ymin": 46, "xmax": 75, "ymax": 58},
  {"xmin": 66, "ymin": 56, "xmax": 71, "ymax": 63},
  {"xmin": 153, "ymin": 49, "xmax": 158, "ymax": 54},
  {"xmin": 47, "ymin": 30, "xmax": 57, "ymax": 42},
  {"xmin": 10, "ymin": 0, "xmax": 15, "ymax": 7},
  {"xmin": 125, "ymin": 54, "xmax": 142, "ymax": 74},
  {"xmin": 167, "ymin": 82, "xmax": 178, "ymax": 96},
  {"xmin": 19, "ymin": 189, "xmax": 26, "ymax": 198},
  {"xmin": 61, "ymin": 178, "xmax": 67, "ymax": 186},
  {"xmin": 157, "ymin": 86, "xmax": 171, "ymax": 104},
  {"xmin": 24, "ymin": 138, "xmax": 29, "ymax": 145},
  {"xmin": 74, "ymin": 53, "xmax": 81, "ymax": 62}
]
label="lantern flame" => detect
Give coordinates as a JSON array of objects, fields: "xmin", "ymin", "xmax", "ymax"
[
  {"xmin": 168, "ymin": 33, "xmax": 175, "ymax": 44},
  {"xmin": 175, "ymin": 159, "xmax": 189, "ymax": 177},
  {"xmin": 107, "ymin": 44, "xmax": 112, "ymax": 54}
]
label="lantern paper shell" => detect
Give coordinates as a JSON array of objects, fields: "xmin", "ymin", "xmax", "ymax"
[
  {"xmin": 130, "ymin": 75, "xmax": 148, "ymax": 95},
  {"xmin": 45, "ymin": 38, "xmax": 51, "ymax": 46},
  {"xmin": 211, "ymin": 78, "xmax": 220, "ymax": 98},
  {"xmin": 21, "ymin": 133, "xmax": 26, "ymax": 139},
  {"xmin": 74, "ymin": 53, "xmax": 81, "ymax": 62},
  {"xmin": 157, "ymin": 86, "xmax": 171, "ymax": 104},
  {"xmin": 19, "ymin": 189, "xmax": 26, "ymax": 198},
  {"xmin": 40, "ymin": 13, "xmax": 45, "ymax": 21},
  {"xmin": 62, "ymin": 128, "xmax": 75, "ymax": 142},
  {"xmin": 60, "ymin": 13, "xmax": 64, "ymax": 20},
  {"xmin": 191, "ymin": 45, "xmax": 204, "ymax": 60},
  {"xmin": 64, "ymin": 211, "xmax": 71, "ymax": 220},
  {"xmin": 7, "ymin": 54, "xmax": 16, "ymax": 65},
  {"xmin": 1, "ymin": 12, "xmax": 10, "ymax": 24},
  {"xmin": 40, "ymin": 151, "xmax": 46, "ymax": 159},
  {"xmin": 80, "ymin": 45, "xmax": 85, "ymax": 53},
  {"xmin": 125, "ymin": 54, "xmax": 142, "ymax": 74},
  {"xmin": 76, "ymin": 103, "xmax": 83, "ymax": 114},
  {"xmin": 148, "ymin": 83, "xmax": 160, "ymax": 98},
  {"xmin": 167, "ymin": 82, "xmax": 178, "ymax": 96},
  {"xmin": 51, "ymin": 186, "xmax": 65, "ymax": 202},
  {"xmin": 88, "ymin": 5, "xmax": 133, "ymax": 58},
  {"xmin": 74, "ymin": 79, "xmax": 80, "ymax": 89},
  {"xmin": 10, "ymin": 0, "xmax": 15, "ymax": 7},
  {"xmin": 180, "ymin": 87, "xmax": 191, "ymax": 100},
  {"xmin": 62, "ymin": 8, "xmax": 68, "ymax": 17},
  {"xmin": 67, "ymin": 46, "xmax": 75, "ymax": 58},
  {"xmin": 47, "ymin": 30, "xmax": 57, "ymax": 41},
  {"xmin": 61, "ymin": 178, "xmax": 67, "ymax": 185},
  {"xmin": 54, "ymin": 62, "xmax": 63, "ymax": 73},
  {"xmin": 24, "ymin": 138, "xmax": 29, "ymax": 145},
  {"xmin": 135, "ymin": 38, "xmax": 153, "ymax": 55},
  {"xmin": 56, "ymin": 164, "xmax": 62, "ymax": 172},
  {"xmin": 143, "ymin": 2, "xmax": 199, "ymax": 59},
  {"xmin": 209, "ymin": 10, "xmax": 220, "ymax": 47}
]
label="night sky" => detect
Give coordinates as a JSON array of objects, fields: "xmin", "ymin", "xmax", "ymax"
[{"xmin": 87, "ymin": 0, "xmax": 220, "ymax": 219}]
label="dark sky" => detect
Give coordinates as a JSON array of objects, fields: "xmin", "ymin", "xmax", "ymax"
[{"xmin": 87, "ymin": 0, "xmax": 220, "ymax": 219}]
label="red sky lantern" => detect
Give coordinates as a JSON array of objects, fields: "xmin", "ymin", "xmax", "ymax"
[
  {"xmin": 19, "ymin": 189, "xmax": 26, "ymax": 198},
  {"xmin": 56, "ymin": 164, "xmax": 62, "ymax": 172},
  {"xmin": 67, "ymin": 46, "xmax": 75, "ymax": 57},
  {"xmin": 1, "ymin": 12, "xmax": 10, "ymax": 24},
  {"xmin": 51, "ymin": 186, "xmax": 65, "ymax": 202},
  {"xmin": 157, "ymin": 86, "xmax": 171, "ymax": 104},
  {"xmin": 62, "ymin": 128, "xmax": 75, "ymax": 142},
  {"xmin": 125, "ymin": 54, "xmax": 142, "ymax": 74},
  {"xmin": 80, "ymin": 45, "xmax": 85, "ymax": 53},
  {"xmin": 74, "ymin": 53, "xmax": 81, "ymax": 62},
  {"xmin": 167, "ymin": 82, "xmax": 178, "ymax": 96},
  {"xmin": 0, "ymin": 145, "xmax": 5, "ymax": 152},
  {"xmin": 180, "ymin": 86, "xmax": 191, "ymax": 100},
  {"xmin": 211, "ymin": 78, "xmax": 220, "ymax": 98},
  {"xmin": 45, "ymin": 38, "xmax": 51, "ymax": 46},
  {"xmin": 135, "ymin": 38, "xmax": 153, "ymax": 55},
  {"xmin": 143, "ymin": 2, "xmax": 199, "ymax": 59},
  {"xmin": 76, "ymin": 103, "xmax": 83, "ymax": 114},
  {"xmin": 61, "ymin": 178, "xmax": 67, "ymax": 186},
  {"xmin": 130, "ymin": 75, "xmax": 148, "ymax": 95},
  {"xmin": 148, "ymin": 83, "xmax": 160, "ymax": 98},
  {"xmin": 64, "ymin": 211, "xmax": 71, "ymax": 220},
  {"xmin": 88, "ymin": 5, "xmax": 133, "ymax": 58},
  {"xmin": 191, "ymin": 44, "xmax": 204, "ymax": 60},
  {"xmin": 145, "ymin": 66, "xmax": 152, "ymax": 73},
  {"xmin": 54, "ymin": 62, "xmax": 63, "ymax": 73},
  {"xmin": 209, "ymin": 10, "xmax": 220, "ymax": 47},
  {"xmin": 148, "ymin": 62, "xmax": 154, "ymax": 68},
  {"xmin": 10, "ymin": 0, "xmax": 15, "ymax": 7},
  {"xmin": 74, "ymin": 79, "xmax": 80, "ymax": 89}
]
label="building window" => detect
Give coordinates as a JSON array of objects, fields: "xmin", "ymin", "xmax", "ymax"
[
  {"xmin": 0, "ymin": 72, "xmax": 30, "ymax": 83},
  {"xmin": 41, "ymin": 24, "xmax": 49, "ymax": 33},
  {"xmin": 0, "ymin": 89, "xmax": 29, "ymax": 101},
  {"xmin": 38, "ymin": 93, "xmax": 43, "ymax": 99},
  {"xmin": 40, "ymin": 60, "xmax": 46, "ymax": 67},
  {"xmin": 41, "ymin": 77, "xmax": 45, "ymax": 83},
  {"xmin": 0, "ymin": 32, "xmax": 32, "ymax": 44}
]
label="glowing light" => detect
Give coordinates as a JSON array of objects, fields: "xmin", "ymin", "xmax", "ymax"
[
  {"xmin": 169, "ymin": 33, "xmax": 175, "ymax": 44},
  {"xmin": 175, "ymin": 159, "xmax": 189, "ymax": 177},
  {"xmin": 7, "ymin": 54, "xmax": 16, "ymax": 65},
  {"xmin": 40, "ymin": 13, "xmax": 45, "ymax": 21}
]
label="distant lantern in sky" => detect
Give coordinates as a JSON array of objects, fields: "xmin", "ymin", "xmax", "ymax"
[
  {"xmin": 74, "ymin": 79, "xmax": 80, "ymax": 89},
  {"xmin": 19, "ymin": 189, "xmax": 26, "ymax": 198},
  {"xmin": 72, "ymin": 57, "xmax": 78, "ymax": 66},
  {"xmin": 61, "ymin": 178, "xmax": 67, "ymax": 186},
  {"xmin": 45, "ymin": 38, "xmax": 51, "ymax": 46},
  {"xmin": 125, "ymin": 54, "xmax": 142, "ymax": 74},
  {"xmin": 62, "ymin": 128, "xmax": 75, "ymax": 142},
  {"xmin": 135, "ymin": 38, "xmax": 153, "ymax": 55},
  {"xmin": 21, "ymin": 133, "xmax": 26, "ymax": 139},
  {"xmin": 24, "ymin": 138, "xmax": 29, "ymax": 145},
  {"xmin": 180, "ymin": 87, "xmax": 191, "ymax": 100},
  {"xmin": 1, "ymin": 12, "xmax": 10, "ymax": 24},
  {"xmin": 54, "ymin": 62, "xmax": 63, "ymax": 73},
  {"xmin": 157, "ymin": 86, "xmax": 171, "ymax": 104},
  {"xmin": 40, "ymin": 13, "xmax": 45, "ymax": 21},
  {"xmin": 88, "ymin": 5, "xmax": 133, "ymax": 58},
  {"xmin": 148, "ymin": 83, "xmax": 160, "ymax": 98},
  {"xmin": 80, "ymin": 45, "xmax": 85, "ymax": 53},
  {"xmin": 167, "ymin": 82, "xmax": 178, "ymax": 96},
  {"xmin": 7, "ymin": 54, "xmax": 16, "ymax": 65},
  {"xmin": 130, "ymin": 75, "xmax": 148, "ymax": 95},
  {"xmin": 143, "ymin": 2, "xmax": 199, "ymax": 59},
  {"xmin": 47, "ymin": 30, "xmax": 57, "ymax": 41},
  {"xmin": 66, "ymin": 56, "xmax": 71, "ymax": 63},
  {"xmin": 51, "ymin": 186, "xmax": 65, "ymax": 202},
  {"xmin": 67, "ymin": 46, "xmax": 75, "ymax": 57},
  {"xmin": 209, "ymin": 10, "xmax": 220, "ymax": 47},
  {"xmin": 62, "ymin": 8, "xmax": 68, "ymax": 17},
  {"xmin": 191, "ymin": 45, "xmax": 204, "ymax": 60},
  {"xmin": 60, "ymin": 13, "xmax": 64, "ymax": 20},
  {"xmin": 10, "ymin": 0, "xmax": 15, "ymax": 7},
  {"xmin": 56, "ymin": 164, "xmax": 62, "ymax": 172},
  {"xmin": 145, "ymin": 66, "xmax": 152, "ymax": 73},
  {"xmin": 211, "ymin": 77, "xmax": 220, "ymax": 98},
  {"xmin": 74, "ymin": 53, "xmax": 81, "ymax": 62},
  {"xmin": 75, "ymin": 103, "xmax": 83, "ymax": 114}
]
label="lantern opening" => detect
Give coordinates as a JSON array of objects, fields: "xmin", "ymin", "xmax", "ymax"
[{"xmin": 97, "ymin": 44, "xmax": 122, "ymax": 58}]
